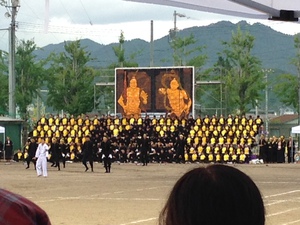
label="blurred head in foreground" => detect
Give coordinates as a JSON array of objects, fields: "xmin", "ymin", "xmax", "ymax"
[
  {"xmin": 159, "ymin": 164, "xmax": 265, "ymax": 225},
  {"xmin": 0, "ymin": 188, "xmax": 51, "ymax": 225}
]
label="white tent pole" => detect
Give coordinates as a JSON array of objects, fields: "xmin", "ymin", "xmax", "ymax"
[
  {"xmin": 3, "ymin": 131, "xmax": 5, "ymax": 161},
  {"xmin": 289, "ymin": 135, "xmax": 294, "ymax": 163}
]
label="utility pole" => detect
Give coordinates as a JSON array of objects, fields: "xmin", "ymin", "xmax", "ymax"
[
  {"xmin": 263, "ymin": 68, "xmax": 273, "ymax": 137},
  {"xmin": 265, "ymin": 73, "xmax": 268, "ymax": 137},
  {"xmin": 172, "ymin": 10, "xmax": 186, "ymax": 39},
  {"xmin": 173, "ymin": 10, "xmax": 177, "ymax": 34},
  {"xmin": 150, "ymin": 20, "xmax": 154, "ymax": 67},
  {"xmin": 169, "ymin": 11, "xmax": 187, "ymax": 66},
  {"xmin": 298, "ymin": 67, "xmax": 300, "ymax": 126},
  {"xmin": 7, "ymin": 0, "xmax": 19, "ymax": 118},
  {"xmin": 119, "ymin": 30, "xmax": 124, "ymax": 67}
]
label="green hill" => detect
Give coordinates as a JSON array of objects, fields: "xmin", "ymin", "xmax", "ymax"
[
  {"xmin": 33, "ymin": 20, "xmax": 298, "ymax": 115},
  {"xmin": 34, "ymin": 20, "xmax": 297, "ymax": 74}
]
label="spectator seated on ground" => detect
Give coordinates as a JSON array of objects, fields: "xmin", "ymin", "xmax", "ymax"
[{"xmin": 13, "ymin": 149, "xmax": 24, "ymax": 162}]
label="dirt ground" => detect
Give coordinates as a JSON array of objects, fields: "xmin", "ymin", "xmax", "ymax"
[{"xmin": 1, "ymin": 161, "xmax": 300, "ymax": 225}]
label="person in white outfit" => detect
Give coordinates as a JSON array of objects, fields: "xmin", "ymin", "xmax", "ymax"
[{"xmin": 34, "ymin": 137, "xmax": 49, "ymax": 177}]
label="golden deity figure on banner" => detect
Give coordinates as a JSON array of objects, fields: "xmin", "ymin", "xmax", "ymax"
[
  {"xmin": 159, "ymin": 70, "xmax": 192, "ymax": 119},
  {"xmin": 118, "ymin": 76, "xmax": 148, "ymax": 118}
]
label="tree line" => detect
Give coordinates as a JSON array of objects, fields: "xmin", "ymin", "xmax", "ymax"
[{"xmin": 0, "ymin": 26, "xmax": 299, "ymax": 137}]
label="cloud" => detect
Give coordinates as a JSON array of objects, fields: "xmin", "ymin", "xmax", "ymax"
[
  {"xmin": 20, "ymin": 0, "xmax": 199, "ymax": 25},
  {"xmin": 0, "ymin": 0, "xmax": 299, "ymax": 50},
  {"xmin": 0, "ymin": 0, "xmax": 207, "ymax": 49}
]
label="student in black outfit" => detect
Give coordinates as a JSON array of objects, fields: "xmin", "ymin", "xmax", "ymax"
[
  {"xmin": 258, "ymin": 135, "xmax": 267, "ymax": 162},
  {"xmin": 174, "ymin": 134, "xmax": 186, "ymax": 163},
  {"xmin": 118, "ymin": 142, "xmax": 128, "ymax": 163},
  {"xmin": 82, "ymin": 135, "xmax": 94, "ymax": 172},
  {"xmin": 270, "ymin": 136, "xmax": 278, "ymax": 163},
  {"xmin": 50, "ymin": 137, "xmax": 61, "ymax": 170},
  {"xmin": 26, "ymin": 138, "xmax": 38, "ymax": 169},
  {"xmin": 0, "ymin": 140, "xmax": 3, "ymax": 154},
  {"xmin": 101, "ymin": 136, "xmax": 113, "ymax": 173},
  {"xmin": 138, "ymin": 133, "xmax": 151, "ymax": 166},
  {"xmin": 59, "ymin": 139, "xmax": 67, "ymax": 168},
  {"xmin": 4, "ymin": 136, "xmax": 13, "ymax": 160},
  {"xmin": 287, "ymin": 136, "xmax": 296, "ymax": 163}
]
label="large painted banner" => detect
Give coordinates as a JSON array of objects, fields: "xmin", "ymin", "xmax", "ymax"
[{"xmin": 115, "ymin": 67, "xmax": 194, "ymax": 119}]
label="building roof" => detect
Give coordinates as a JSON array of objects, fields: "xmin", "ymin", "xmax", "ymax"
[
  {"xmin": 0, "ymin": 116, "xmax": 23, "ymax": 122},
  {"xmin": 269, "ymin": 114, "xmax": 298, "ymax": 124}
]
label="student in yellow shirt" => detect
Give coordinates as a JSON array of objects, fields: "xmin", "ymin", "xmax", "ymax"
[
  {"xmin": 227, "ymin": 114, "xmax": 233, "ymax": 126},
  {"xmin": 239, "ymin": 151, "xmax": 247, "ymax": 164},
  {"xmin": 196, "ymin": 115, "xmax": 202, "ymax": 126},
  {"xmin": 13, "ymin": 149, "xmax": 24, "ymax": 162},
  {"xmin": 203, "ymin": 115, "xmax": 210, "ymax": 126},
  {"xmin": 70, "ymin": 114, "xmax": 76, "ymax": 126},
  {"xmin": 208, "ymin": 151, "xmax": 214, "ymax": 163},
  {"xmin": 231, "ymin": 151, "xmax": 238, "ymax": 164},
  {"xmin": 219, "ymin": 114, "xmax": 225, "ymax": 125},
  {"xmin": 214, "ymin": 144, "xmax": 220, "ymax": 155},
  {"xmin": 199, "ymin": 152, "xmax": 206, "ymax": 163},
  {"xmin": 184, "ymin": 150, "xmax": 189, "ymax": 163},
  {"xmin": 77, "ymin": 115, "xmax": 83, "ymax": 126},
  {"xmin": 61, "ymin": 114, "xmax": 68, "ymax": 126},
  {"xmin": 221, "ymin": 145, "xmax": 227, "ymax": 155},
  {"xmin": 32, "ymin": 127, "xmax": 39, "ymax": 138},
  {"xmin": 215, "ymin": 152, "xmax": 221, "ymax": 163},
  {"xmin": 223, "ymin": 151, "xmax": 230, "ymax": 164},
  {"xmin": 48, "ymin": 114, "xmax": 54, "ymax": 126},
  {"xmin": 55, "ymin": 114, "xmax": 60, "ymax": 126},
  {"xmin": 244, "ymin": 144, "xmax": 251, "ymax": 162},
  {"xmin": 39, "ymin": 114, "xmax": 48, "ymax": 125},
  {"xmin": 191, "ymin": 150, "xmax": 198, "ymax": 163}
]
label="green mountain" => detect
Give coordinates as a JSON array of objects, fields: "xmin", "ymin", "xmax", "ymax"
[
  {"xmin": 33, "ymin": 20, "xmax": 298, "ymax": 115},
  {"xmin": 34, "ymin": 20, "xmax": 297, "ymax": 75}
]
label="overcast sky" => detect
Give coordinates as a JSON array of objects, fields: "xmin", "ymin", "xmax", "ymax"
[{"xmin": 0, "ymin": 0, "xmax": 300, "ymax": 51}]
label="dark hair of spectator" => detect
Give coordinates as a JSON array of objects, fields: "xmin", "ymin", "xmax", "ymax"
[{"xmin": 159, "ymin": 164, "xmax": 265, "ymax": 225}]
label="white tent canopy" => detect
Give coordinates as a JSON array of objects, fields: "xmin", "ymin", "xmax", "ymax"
[
  {"xmin": 292, "ymin": 125, "xmax": 300, "ymax": 134},
  {"xmin": 125, "ymin": 0, "xmax": 300, "ymax": 21},
  {"xmin": 0, "ymin": 126, "xmax": 4, "ymax": 134}
]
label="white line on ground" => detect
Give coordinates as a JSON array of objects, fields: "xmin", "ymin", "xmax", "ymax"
[
  {"xmin": 266, "ymin": 207, "xmax": 300, "ymax": 217},
  {"xmin": 264, "ymin": 190, "xmax": 300, "ymax": 199},
  {"xmin": 282, "ymin": 219, "xmax": 300, "ymax": 225},
  {"xmin": 119, "ymin": 217, "xmax": 158, "ymax": 225},
  {"xmin": 35, "ymin": 197, "xmax": 162, "ymax": 203},
  {"xmin": 265, "ymin": 199, "xmax": 299, "ymax": 206}
]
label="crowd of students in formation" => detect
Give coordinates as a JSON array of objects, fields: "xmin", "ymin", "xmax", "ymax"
[{"xmin": 14, "ymin": 112, "xmax": 274, "ymax": 166}]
